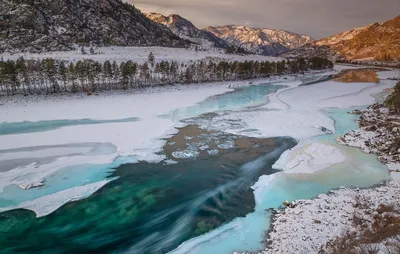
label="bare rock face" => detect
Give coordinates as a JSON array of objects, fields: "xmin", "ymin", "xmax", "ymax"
[
  {"xmin": 204, "ymin": 25, "xmax": 314, "ymax": 56},
  {"xmin": 0, "ymin": 0, "xmax": 188, "ymax": 53}
]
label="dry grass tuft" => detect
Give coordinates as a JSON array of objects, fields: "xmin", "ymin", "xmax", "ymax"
[{"xmin": 319, "ymin": 201, "xmax": 400, "ymax": 254}]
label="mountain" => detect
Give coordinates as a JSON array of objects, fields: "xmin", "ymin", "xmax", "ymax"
[
  {"xmin": 145, "ymin": 13, "xmax": 230, "ymax": 49},
  {"xmin": 0, "ymin": 0, "xmax": 188, "ymax": 53},
  {"xmin": 286, "ymin": 15, "xmax": 400, "ymax": 61},
  {"xmin": 203, "ymin": 25, "xmax": 314, "ymax": 56}
]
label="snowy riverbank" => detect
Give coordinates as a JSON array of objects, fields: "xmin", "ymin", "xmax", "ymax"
[
  {"xmin": 260, "ymin": 100, "xmax": 400, "ymax": 254},
  {"xmin": 337, "ymin": 104, "xmax": 400, "ymax": 166},
  {"xmin": 262, "ymin": 180, "xmax": 400, "ymax": 254}
]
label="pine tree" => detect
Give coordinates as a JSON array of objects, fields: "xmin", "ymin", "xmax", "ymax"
[
  {"xmin": 59, "ymin": 61, "xmax": 67, "ymax": 92},
  {"xmin": 140, "ymin": 62, "xmax": 150, "ymax": 85},
  {"xmin": 68, "ymin": 63, "xmax": 78, "ymax": 93},
  {"xmin": 120, "ymin": 62, "xmax": 129, "ymax": 89},
  {"xmin": 15, "ymin": 57, "xmax": 28, "ymax": 94},
  {"xmin": 148, "ymin": 52, "xmax": 155, "ymax": 68},
  {"xmin": 43, "ymin": 58, "xmax": 58, "ymax": 93},
  {"xmin": 103, "ymin": 61, "xmax": 112, "ymax": 89},
  {"xmin": 111, "ymin": 61, "xmax": 119, "ymax": 89}
]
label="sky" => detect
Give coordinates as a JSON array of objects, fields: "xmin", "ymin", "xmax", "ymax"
[{"xmin": 131, "ymin": 0, "xmax": 400, "ymax": 39}]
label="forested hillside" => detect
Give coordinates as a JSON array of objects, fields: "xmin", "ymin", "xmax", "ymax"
[{"xmin": 0, "ymin": 0, "xmax": 188, "ymax": 53}]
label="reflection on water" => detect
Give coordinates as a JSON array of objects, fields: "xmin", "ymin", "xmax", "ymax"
[
  {"xmin": 0, "ymin": 117, "xmax": 140, "ymax": 135},
  {"xmin": 334, "ymin": 69, "xmax": 380, "ymax": 83},
  {"xmin": 0, "ymin": 126, "xmax": 296, "ymax": 254}
]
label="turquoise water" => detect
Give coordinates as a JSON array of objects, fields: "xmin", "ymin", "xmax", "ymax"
[
  {"xmin": 170, "ymin": 107, "xmax": 390, "ymax": 254},
  {"xmin": 0, "ymin": 76, "xmax": 392, "ymax": 254},
  {"xmin": 0, "ymin": 118, "xmax": 140, "ymax": 135},
  {"xmin": 0, "ymin": 135, "xmax": 296, "ymax": 254},
  {"xmin": 162, "ymin": 83, "xmax": 285, "ymax": 121},
  {"xmin": 0, "ymin": 156, "xmax": 138, "ymax": 208}
]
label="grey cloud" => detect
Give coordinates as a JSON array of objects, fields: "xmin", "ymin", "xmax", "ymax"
[{"xmin": 131, "ymin": 0, "xmax": 400, "ymax": 39}]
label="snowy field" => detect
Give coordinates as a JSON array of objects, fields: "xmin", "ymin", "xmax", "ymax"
[
  {"xmin": 0, "ymin": 65, "xmax": 398, "ymax": 253},
  {"xmin": 0, "ymin": 46, "xmax": 282, "ymax": 64}
]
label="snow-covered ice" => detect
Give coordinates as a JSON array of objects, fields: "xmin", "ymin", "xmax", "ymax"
[
  {"xmin": 0, "ymin": 179, "xmax": 112, "ymax": 217},
  {"xmin": 273, "ymin": 142, "xmax": 346, "ymax": 174},
  {"xmin": 0, "ymin": 82, "xmax": 235, "ymax": 216}
]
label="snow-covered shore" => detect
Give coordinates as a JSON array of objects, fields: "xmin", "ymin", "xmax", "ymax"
[
  {"xmin": 337, "ymin": 104, "xmax": 400, "ymax": 165},
  {"xmin": 260, "ymin": 98, "xmax": 400, "ymax": 254},
  {"xmin": 262, "ymin": 180, "xmax": 400, "ymax": 254}
]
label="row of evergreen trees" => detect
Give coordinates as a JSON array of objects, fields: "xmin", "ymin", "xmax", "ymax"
[{"xmin": 0, "ymin": 56, "xmax": 333, "ymax": 95}]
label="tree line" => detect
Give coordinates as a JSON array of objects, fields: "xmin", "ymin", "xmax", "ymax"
[
  {"xmin": 336, "ymin": 59, "xmax": 400, "ymax": 69},
  {"xmin": 0, "ymin": 55, "xmax": 333, "ymax": 95}
]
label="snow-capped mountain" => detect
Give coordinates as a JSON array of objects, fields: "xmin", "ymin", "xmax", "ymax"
[
  {"xmin": 145, "ymin": 13, "xmax": 230, "ymax": 49},
  {"xmin": 0, "ymin": 0, "xmax": 188, "ymax": 53},
  {"xmin": 286, "ymin": 15, "xmax": 400, "ymax": 61},
  {"xmin": 204, "ymin": 25, "xmax": 314, "ymax": 56}
]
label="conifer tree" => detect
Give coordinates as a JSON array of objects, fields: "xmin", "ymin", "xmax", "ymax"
[{"xmin": 148, "ymin": 52, "xmax": 155, "ymax": 67}]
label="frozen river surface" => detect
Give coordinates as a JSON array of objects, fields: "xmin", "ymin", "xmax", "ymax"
[{"xmin": 0, "ymin": 67, "xmax": 397, "ymax": 253}]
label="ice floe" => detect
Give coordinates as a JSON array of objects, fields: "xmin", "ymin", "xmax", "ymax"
[
  {"xmin": 273, "ymin": 142, "xmax": 346, "ymax": 174},
  {"xmin": 0, "ymin": 180, "xmax": 112, "ymax": 217}
]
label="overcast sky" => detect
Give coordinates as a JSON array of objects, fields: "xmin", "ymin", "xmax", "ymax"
[{"xmin": 131, "ymin": 0, "xmax": 400, "ymax": 39}]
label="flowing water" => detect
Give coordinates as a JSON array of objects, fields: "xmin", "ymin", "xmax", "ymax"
[
  {"xmin": 0, "ymin": 126, "xmax": 296, "ymax": 253},
  {"xmin": 0, "ymin": 74, "xmax": 392, "ymax": 254}
]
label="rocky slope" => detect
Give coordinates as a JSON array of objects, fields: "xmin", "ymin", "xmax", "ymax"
[
  {"xmin": 0, "ymin": 0, "xmax": 188, "ymax": 53},
  {"xmin": 204, "ymin": 25, "xmax": 314, "ymax": 56},
  {"xmin": 338, "ymin": 105, "xmax": 400, "ymax": 165},
  {"xmin": 145, "ymin": 13, "xmax": 229, "ymax": 49},
  {"xmin": 286, "ymin": 15, "xmax": 400, "ymax": 61}
]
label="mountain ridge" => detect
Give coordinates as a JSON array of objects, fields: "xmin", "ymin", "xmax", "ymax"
[
  {"xmin": 204, "ymin": 25, "xmax": 314, "ymax": 56},
  {"xmin": 0, "ymin": 0, "xmax": 188, "ymax": 53},
  {"xmin": 145, "ymin": 13, "xmax": 230, "ymax": 49}
]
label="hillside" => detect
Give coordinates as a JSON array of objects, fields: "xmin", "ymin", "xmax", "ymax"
[
  {"xmin": 0, "ymin": 0, "xmax": 188, "ymax": 53},
  {"xmin": 145, "ymin": 13, "xmax": 230, "ymax": 49},
  {"xmin": 204, "ymin": 25, "xmax": 314, "ymax": 56},
  {"xmin": 286, "ymin": 15, "xmax": 400, "ymax": 61}
]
